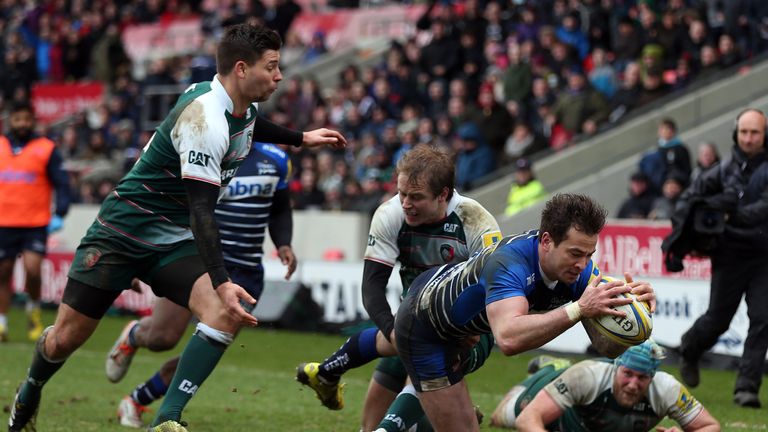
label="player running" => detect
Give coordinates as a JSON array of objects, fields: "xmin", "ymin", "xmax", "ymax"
[
  {"xmin": 106, "ymin": 141, "xmax": 295, "ymax": 428},
  {"xmin": 8, "ymin": 24, "xmax": 344, "ymax": 432}
]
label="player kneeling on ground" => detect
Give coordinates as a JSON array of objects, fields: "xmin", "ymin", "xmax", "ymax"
[{"xmin": 491, "ymin": 340, "xmax": 720, "ymax": 432}]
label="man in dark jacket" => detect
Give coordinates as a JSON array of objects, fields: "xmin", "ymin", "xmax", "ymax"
[{"xmin": 678, "ymin": 108, "xmax": 768, "ymax": 409}]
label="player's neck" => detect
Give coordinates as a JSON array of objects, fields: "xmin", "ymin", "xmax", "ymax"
[{"xmin": 217, "ymin": 74, "xmax": 250, "ymax": 116}]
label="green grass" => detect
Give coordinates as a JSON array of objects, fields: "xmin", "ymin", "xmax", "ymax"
[{"xmin": 0, "ymin": 308, "xmax": 766, "ymax": 431}]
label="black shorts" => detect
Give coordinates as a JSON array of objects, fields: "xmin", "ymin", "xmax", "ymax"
[{"xmin": 0, "ymin": 226, "xmax": 47, "ymax": 260}]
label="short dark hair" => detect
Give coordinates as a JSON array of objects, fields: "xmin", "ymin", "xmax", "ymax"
[
  {"xmin": 539, "ymin": 193, "xmax": 607, "ymax": 245},
  {"xmin": 217, "ymin": 24, "xmax": 282, "ymax": 75},
  {"xmin": 660, "ymin": 118, "xmax": 677, "ymax": 132},
  {"xmin": 10, "ymin": 101, "xmax": 33, "ymax": 115},
  {"xmin": 396, "ymin": 144, "xmax": 454, "ymax": 200}
]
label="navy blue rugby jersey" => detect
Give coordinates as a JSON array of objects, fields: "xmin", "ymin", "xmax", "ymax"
[
  {"xmin": 414, "ymin": 229, "xmax": 601, "ymax": 340},
  {"xmin": 215, "ymin": 142, "xmax": 290, "ymax": 269}
]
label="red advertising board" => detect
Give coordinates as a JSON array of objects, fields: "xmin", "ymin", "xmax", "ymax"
[
  {"xmin": 31, "ymin": 82, "xmax": 105, "ymax": 124},
  {"xmin": 12, "ymin": 252, "xmax": 154, "ymax": 315},
  {"xmin": 596, "ymin": 222, "xmax": 711, "ymax": 280}
]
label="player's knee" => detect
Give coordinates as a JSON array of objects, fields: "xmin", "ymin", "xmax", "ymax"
[
  {"xmin": 146, "ymin": 333, "xmax": 180, "ymax": 351},
  {"xmin": 195, "ymin": 322, "xmax": 234, "ymax": 347},
  {"xmin": 46, "ymin": 327, "xmax": 83, "ymax": 359}
]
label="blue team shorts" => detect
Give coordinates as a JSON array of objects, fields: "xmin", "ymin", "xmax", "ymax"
[
  {"xmin": 395, "ymin": 267, "xmax": 470, "ymax": 392},
  {"xmin": 0, "ymin": 227, "xmax": 47, "ymax": 260}
]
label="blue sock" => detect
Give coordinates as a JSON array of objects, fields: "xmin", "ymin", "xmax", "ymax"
[
  {"xmin": 319, "ymin": 327, "xmax": 379, "ymax": 380},
  {"xmin": 127, "ymin": 323, "xmax": 139, "ymax": 347},
  {"xmin": 132, "ymin": 372, "xmax": 168, "ymax": 406}
]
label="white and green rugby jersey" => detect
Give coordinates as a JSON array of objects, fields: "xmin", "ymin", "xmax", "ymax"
[
  {"xmin": 97, "ymin": 77, "xmax": 257, "ymax": 248},
  {"xmin": 364, "ymin": 191, "xmax": 502, "ymax": 290},
  {"xmin": 544, "ymin": 360, "xmax": 704, "ymax": 431}
]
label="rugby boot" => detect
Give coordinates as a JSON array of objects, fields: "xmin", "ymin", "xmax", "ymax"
[
  {"xmin": 296, "ymin": 362, "xmax": 345, "ymax": 410},
  {"xmin": 106, "ymin": 320, "xmax": 140, "ymax": 383}
]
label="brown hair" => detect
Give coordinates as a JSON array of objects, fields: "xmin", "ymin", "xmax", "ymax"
[
  {"xmin": 539, "ymin": 193, "xmax": 607, "ymax": 245},
  {"xmin": 217, "ymin": 24, "xmax": 282, "ymax": 75},
  {"xmin": 396, "ymin": 144, "xmax": 455, "ymax": 200}
]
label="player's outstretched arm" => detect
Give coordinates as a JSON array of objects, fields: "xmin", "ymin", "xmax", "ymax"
[
  {"xmin": 515, "ymin": 390, "xmax": 564, "ymax": 432},
  {"xmin": 488, "ymin": 277, "xmax": 631, "ymax": 356}
]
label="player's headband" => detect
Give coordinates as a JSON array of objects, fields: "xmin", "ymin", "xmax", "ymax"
[{"xmin": 615, "ymin": 339, "xmax": 665, "ymax": 377}]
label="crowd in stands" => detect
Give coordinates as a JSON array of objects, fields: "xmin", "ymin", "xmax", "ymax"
[
  {"xmin": 2, "ymin": 0, "xmax": 768, "ymax": 216},
  {"xmin": 616, "ymin": 117, "xmax": 721, "ymax": 220}
]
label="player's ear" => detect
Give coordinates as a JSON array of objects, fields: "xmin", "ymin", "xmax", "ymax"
[{"xmin": 438, "ymin": 186, "xmax": 450, "ymax": 202}]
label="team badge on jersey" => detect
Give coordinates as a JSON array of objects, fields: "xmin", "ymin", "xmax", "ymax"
[
  {"xmin": 83, "ymin": 247, "xmax": 102, "ymax": 268},
  {"xmin": 440, "ymin": 244, "xmax": 455, "ymax": 262},
  {"xmin": 482, "ymin": 231, "xmax": 502, "ymax": 247},
  {"xmin": 675, "ymin": 386, "xmax": 696, "ymax": 414}
]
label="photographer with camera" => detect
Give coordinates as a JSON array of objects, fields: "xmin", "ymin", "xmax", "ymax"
[{"xmin": 673, "ymin": 108, "xmax": 768, "ymax": 409}]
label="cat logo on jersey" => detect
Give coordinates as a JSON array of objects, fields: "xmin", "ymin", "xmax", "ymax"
[
  {"xmin": 368, "ymin": 235, "xmax": 376, "ymax": 246},
  {"xmin": 440, "ymin": 244, "xmax": 455, "ymax": 262},
  {"xmin": 188, "ymin": 150, "xmax": 211, "ymax": 167},
  {"xmin": 482, "ymin": 231, "xmax": 502, "ymax": 247}
]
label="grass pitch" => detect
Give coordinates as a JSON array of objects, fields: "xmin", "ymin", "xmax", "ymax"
[{"xmin": 0, "ymin": 308, "xmax": 765, "ymax": 431}]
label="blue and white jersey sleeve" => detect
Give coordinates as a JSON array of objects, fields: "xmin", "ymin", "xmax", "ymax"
[
  {"xmin": 482, "ymin": 247, "xmax": 531, "ymax": 305},
  {"xmin": 259, "ymin": 142, "xmax": 291, "ymax": 190}
]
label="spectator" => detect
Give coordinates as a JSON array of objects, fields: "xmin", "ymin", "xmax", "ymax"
[
  {"xmin": 475, "ymin": 84, "xmax": 513, "ymax": 156},
  {"xmin": 610, "ymin": 61, "xmax": 642, "ymax": 121},
  {"xmin": 636, "ymin": 66, "xmax": 669, "ymax": 106},
  {"xmin": 420, "ymin": 19, "xmax": 459, "ymax": 81},
  {"xmin": 677, "ymin": 109, "xmax": 768, "ymax": 409},
  {"xmin": 612, "ymin": 16, "xmax": 643, "ymax": 71},
  {"xmin": 587, "ymin": 46, "xmax": 618, "ymax": 99},
  {"xmin": 303, "ymin": 31, "xmax": 327, "ymax": 65},
  {"xmin": 504, "ymin": 158, "xmax": 547, "ymax": 216},
  {"xmin": 648, "ymin": 172, "xmax": 687, "ymax": 220},
  {"xmin": 502, "ymin": 42, "xmax": 532, "ymax": 107},
  {"xmin": 502, "ymin": 122, "xmax": 547, "ymax": 164},
  {"xmin": 638, "ymin": 118, "xmax": 692, "ymax": 194},
  {"xmin": 691, "ymin": 141, "xmax": 721, "ymax": 182},
  {"xmin": 550, "ymin": 69, "xmax": 610, "ymax": 137},
  {"xmin": 455, "ymin": 122, "xmax": 495, "ymax": 190},
  {"xmin": 616, "ymin": 171, "xmax": 657, "ymax": 219},
  {"xmin": 718, "ymin": 34, "xmax": 742, "ymax": 69},
  {"xmin": 556, "ymin": 11, "xmax": 590, "ymax": 60},
  {"xmin": 292, "ymin": 169, "xmax": 325, "ymax": 210}
]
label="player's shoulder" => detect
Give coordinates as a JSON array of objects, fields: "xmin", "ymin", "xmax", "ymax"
[
  {"xmin": 370, "ymin": 195, "xmax": 403, "ymax": 228},
  {"xmin": 562, "ymin": 359, "xmax": 613, "ymax": 385},
  {"xmin": 255, "ymin": 142, "xmax": 289, "ymax": 161},
  {"xmin": 451, "ymin": 193, "xmax": 499, "ymax": 228},
  {"xmin": 650, "ymin": 370, "xmax": 683, "ymax": 393}
]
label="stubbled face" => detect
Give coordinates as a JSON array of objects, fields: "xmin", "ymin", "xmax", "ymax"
[
  {"xmin": 240, "ymin": 49, "xmax": 282, "ymax": 102},
  {"xmin": 539, "ymin": 227, "xmax": 597, "ymax": 284},
  {"xmin": 736, "ymin": 110, "xmax": 767, "ymax": 158},
  {"xmin": 397, "ymin": 173, "xmax": 448, "ymax": 226},
  {"xmin": 613, "ymin": 366, "xmax": 652, "ymax": 408},
  {"xmin": 9, "ymin": 109, "xmax": 34, "ymax": 141}
]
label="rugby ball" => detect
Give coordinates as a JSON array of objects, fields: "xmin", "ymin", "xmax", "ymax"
[{"xmin": 587, "ymin": 293, "xmax": 653, "ymax": 348}]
